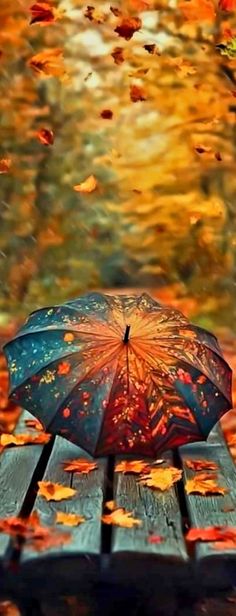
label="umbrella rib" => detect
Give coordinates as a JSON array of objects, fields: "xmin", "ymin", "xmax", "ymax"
[{"xmin": 4, "ymin": 327, "xmax": 121, "ymax": 345}]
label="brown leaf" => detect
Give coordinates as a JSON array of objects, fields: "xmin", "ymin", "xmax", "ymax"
[
  {"xmin": 114, "ymin": 16, "xmax": 142, "ymax": 40},
  {"xmin": 115, "ymin": 460, "xmax": 150, "ymax": 474},
  {"xmin": 185, "ymin": 459, "xmax": 219, "ymax": 471},
  {"xmin": 139, "ymin": 467, "xmax": 182, "ymax": 491},
  {"xmin": 100, "ymin": 109, "xmax": 113, "ymax": 119},
  {"xmin": 143, "ymin": 44, "xmax": 157, "ymax": 54},
  {"xmin": 55, "ymin": 512, "xmax": 86, "ymax": 527},
  {"xmin": 38, "ymin": 481, "xmax": 76, "ymax": 501},
  {"xmin": 102, "ymin": 507, "xmax": 142, "ymax": 528},
  {"xmin": 36, "ymin": 128, "xmax": 54, "ymax": 145},
  {"xmin": 0, "ymin": 432, "xmax": 51, "ymax": 447},
  {"xmin": 111, "ymin": 47, "xmax": 125, "ymax": 65},
  {"xmin": 84, "ymin": 6, "xmax": 107, "ymax": 24},
  {"xmin": 185, "ymin": 473, "xmax": 227, "ymax": 495},
  {"xmin": 29, "ymin": 2, "xmax": 60, "ymax": 26},
  {"xmin": 73, "ymin": 175, "xmax": 97, "ymax": 193},
  {"xmin": 63, "ymin": 458, "xmax": 98, "ymax": 474},
  {"xmin": 130, "ymin": 84, "xmax": 147, "ymax": 103}
]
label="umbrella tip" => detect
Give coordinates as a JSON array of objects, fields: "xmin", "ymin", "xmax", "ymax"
[{"xmin": 123, "ymin": 324, "xmax": 131, "ymax": 344}]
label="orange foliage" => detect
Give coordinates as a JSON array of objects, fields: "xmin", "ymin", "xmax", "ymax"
[
  {"xmin": 185, "ymin": 472, "xmax": 227, "ymax": 495},
  {"xmin": 55, "ymin": 512, "xmax": 86, "ymax": 526},
  {"xmin": 115, "ymin": 460, "xmax": 150, "ymax": 474},
  {"xmin": 139, "ymin": 467, "xmax": 182, "ymax": 491},
  {"xmin": 0, "ymin": 432, "xmax": 51, "ymax": 446},
  {"xmin": 63, "ymin": 458, "xmax": 98, "ymax": 473},
  {"xmin": 102, "ymin": 507, "xmax": 142, "ymax": 528},
  {"xmin": 185, "ymin": 459, "xmax": 219, "ymax": 471},
  {"xmin": 38, "ymin": 481, "xmax": 76, "ymax": 501}
]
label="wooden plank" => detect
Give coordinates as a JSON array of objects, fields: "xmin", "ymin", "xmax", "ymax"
[
  {"xmin": 18, "ymin": 436, "xmax": 108, "ymax": 594},
  {"xmin": 180, "ymin": 437, "xmax": 236, "ymax": 590},
  {"xmin": 109, "ymin": 452, "xmax": 189, "ymax": 601}
]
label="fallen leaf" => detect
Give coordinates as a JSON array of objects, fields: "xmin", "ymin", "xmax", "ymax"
[
  {"xmin": 186, "ymin": 526, "xmax": 236, "ymax": 543},
  {"xmin": 63, "ymin": 458, "xmax": 98, "ymax": 473},
  {"xmin": 185, "ymin": 472, "xmax": 228, "ymax": 495},
  {"xmin": 24, "ymin": 419, "xmax": 44, "ymax": 431},
  {"xmin": 111, "ymin": 47, "xmax": 125, "ymax": 64},
  {"xmin": 0, "ymin": 158, "xmax": 11, "ymax": 174},
  {"xmin": 130, "ymin": 84, "xmax": 147, "ymax": 102},
  {"xmin": 114, "ymin": 16, "xmax": 142, "ymax": 40},
  {"xmin": 147, "ymin": 534, "xmax": 163, "ymax": 544},
  {"xmin": 115, "ymin": 460, "xmax": 150, "ymax": 474},
  {"xmin": 143, "ymin": 43, "xmax": 157, "ymax": 54},
  {"xmin": 0, "ymin": 432, "xmax": 51, "ymax": 447},
  {"xmin": 139, "ymin": 467, "xmax": 182, "ymax": 491},
  {"xmin": 55, "ymin": 512, "xmax": 86, "ymax": 527},
  {"xmin": 100, "ymin": 109, "xmax": 113, "ymax": 119},
  {"xmin": 38, "ymin": 481, "xmax": 76, "ymax": 501},
  {"xmin": 185, "ymin": 459, "xmax": 219, "ymax": 471},
  {"xmin": 179, "ymin": 0, "xmax": 216, "ymax": 22},
  {"xmin": 29, "ymin": 2, "xmax": 61, "ymax": 26},
  {"xmin": 102, "ymin": 507, "xmax": 142, "ymax": 528},
  {"xmin": 73, "ymin": 175, "xmax": 97, "ymax": 193},
  {"xmin": 36, "ymin": 128, "xmax": 54, "ymax": 145},
  {"xmin": 28, "ymin": 48, "xmax": 66, "ymax": 79}
]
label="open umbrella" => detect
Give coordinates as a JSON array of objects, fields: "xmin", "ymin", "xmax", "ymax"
[{"xmin": 3, "ymin": 292, "xmax": 232, "ymax": 457}]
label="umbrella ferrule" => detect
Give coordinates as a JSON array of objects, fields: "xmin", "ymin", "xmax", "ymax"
[{"xmin": 123, "ymin": 324, "xmax": 131, "ymax": 344}]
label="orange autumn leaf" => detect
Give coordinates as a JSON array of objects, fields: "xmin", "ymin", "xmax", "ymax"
[
  {"xmin": 185, "ymin": 459, "xmax": 219, "ymax": 471},
  {"xmin": 130, "ymin": 85, "xmax": 147, "ymax": 103},
  {"xmin": 38, "ymin": 481, "xmax": 76, "ymax": 501},
  {"xmin": 102, "ymin": 507, "xmax": 142, "ymax": 528},
  {"xmin": 63, "ymin": 458, "xmax": 98, "ymax": 474},
  {"xmin": 36, "ymin": 128, "xmax": 54, "ymax": 145},
  {"xmin": 73, "ymin": 175, "xmax": 97, "ymax": 193},
  {"xmin": 105, "ymin": 500, "xmax": 116, "ymax": 511},
  {"xmin": 111, "ymin": 47, "xmax": 125, "ymax": 65},
  {"xmin": 55, "ymin": 511, "xmax": 86, "ymax": 527},
  {"xmin": 114, "ymin": 16, "xmax": 142, "ymax": 40},
  {"xmin": 185, "ymin": 472, "xmax": 228, "ymax": 495},
  {"xmin": 0, "ymin": 432, "xmax": 51, "ymax": 447},
  {"xmin": 28, "ymin": 48, "xmax": 66, "ymax": 78},
  {"xmin": 186, "ymin": 526, "xmax": 236, "ymax": 543},
  {"xmin": 29, "ymin": 2, "xmax": 61, "ymax": 26},
  {"xmin": 179, "ymin": 0, "xmax": 216, "ymax": 22},
  {"xmin": 57, "ymin": 361, "xmax": 71, "ymax": 375},
  {"xmin": 63, "ymin": 332, "xmax": 74, "ymax": 342},
  {"xmin": 139, "ymin": 467, "xmax": 182, "ymax": 491},
  {"xmin": 24, "ymin": 418, "xmax": 44, "ymax": 431},
  {"xmin": 0, "ymin": 511, "xmax": 40, "ymax": 538},
  {"xmin": 115, "ymin": 460, "xmax": 150, "ymax": 474},
  {"xmin": 0, "ymin": 158, "xmax": 11, "ymax": 174}
]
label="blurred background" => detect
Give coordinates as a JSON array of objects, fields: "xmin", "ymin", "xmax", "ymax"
[{"xmin": 0, "ymin": 0, "xmax": 235, "ymax": 449}]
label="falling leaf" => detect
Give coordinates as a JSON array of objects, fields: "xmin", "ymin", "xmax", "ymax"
[
  {"xmin": 130, "ymin": 85, "xmax": 147, "ymax": 102},
  {"xmin": 186, "ymin": 526, "xmax": 236, "ymax": 542},
  {"xmin": 185, "ymin": 459, "xmax": 219, "ymax": 471},
  {"xmin": 28, "ymin": 48, "xmax": 66, "ymax": 78},
  {"xmin": 215, "ymin": 151, "xmax": 222, "ymax": 161},
  {"xmin": 218, "ymin": 0, "xmax": 236, "ymax": 10},
  {"xmin": 114, "ymin": 16, "xmax": 142, "ymax": 40},
  {"xmin": 100, "ymin": 109, "xmax": 113, "ymax": 119},
  {"xmin": 0, "ymin": 159, "xmax": 11, "ymax": 174},
  {"xmin": 139, "ymin": 467, "xmax": 182, "ymax": 491},
  {"xmin": 143, "ymin": 43, "xmax": 157, "ymax": 54},
  {"xmin": 102, "ymin": 507, "xmax": 142, "ymax": 528},
  {"xmin": 0, "ymin": 432, "xmax": 51, "ymax": 447},
  {"xmin": 84, "ymin": 6, "xmax": 107, "ymax": 23},
  {"xmin": 55, "ymin": 512, "xmax": 86, "ymax": 527},
  {"xmin": 115, "ymin": 460, "xmax": 150, "ymax": 474},
  {"xmin": 38, "ymin": 481, "xmax": 76, "ymax": 501},
  {"xmin": 73, "ymin": 175, "xmax": 97, "ymax": 193},
  {"xmin": 63, "ymin": 458, "xmax": 98, "ymax": 474},
  {"xmin": 24, "ymin": 418, "xmax": 44, "ymax": 431},
  {"xmin": 111, "ymin": 47, "xmax": 125, "ymax": 64},
  {"xmin": 29, "ymin": 2, "xmax": 61, "ymax": 26},
  {"xmin": 147, "ymin": 533, "xmax": 163, "ymax": 544},
  {"xmin": 179, "ymin": 0, "xmax": 216, "ymax": 22},
  {"xmin": 185, "ymin": 472, "xmax": 228, "ymax": 495},
  {"xmin": 36, "ymin": 128, "xmax": 54, "ymax": 145}
]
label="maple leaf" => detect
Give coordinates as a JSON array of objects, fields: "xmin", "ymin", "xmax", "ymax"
[
  {"xmin": 185, "ymin": 472, "xmax": 228, "ymax": 495},
  {"xmin": 185, "ymin": 459, "xmax": 219, "ymax": 471},
  {"xmin": 130, "ymin": 85, "xmax": 147, "ymax": 103},
  {"xmin": 115, "ymin": 460, "xmax": 150, "ymax": 474},
  {"xmin": 179, "ymin": 0, "xmax": 216, "ymax": 22},
  {"xmin": 24, "ymin": 419, "xmax": 44, "ymax": 431},
  {"xmin": 186, "ymin": 526, "xmax": 236, "ymax": 543},
  {"xmin": 38, "ymin": 481, "xmax": 76, "ymax": 501},
  {"xmin": 139, "ymin": 467, "xmax": 182, "ymax": 491},
  {"xmin": 29, "ymin": 2, "xmax": 61, "ymax": 26},
  {"xmin": 0, "ymin": 158, "xmax": 11, "ymax": 174},
  {"xmin": 218, "ymin": 0, "xmax": 236, "ymax": 10},
  {"xmin": 73, "ymin": 175, "xmax": 97, "ymax": 193},
  {"xmin": 55, "ymin": 512, "xmax": 86, "ymax": 527},
  {"xmin": 111, "ymin": 47, "xmax": 125, "ymax": 64},
  {"xmin": 63, "ymin": 458, "xmax": 98, "ymax": 474},
  {"xmin": 0, "ymin": 432, "xmax": 51, "ymax": 447},
  {"xmin": 36, "ymin": 128, "xmax": 54, "ymax": 145},
  {"xmin": 114, "ymin": 16, "xmax": 142, "ymax": 40},
  {"xmin": 102, "ymin": 507, "xmax": 142, "ymax": 528},
  {"xmin": 57, "ymin": 361, "xmax": 71, "ymax": 375},
  {"xmin": 28, "ymin": 48, "xmax": 66, "ymax": 78}
]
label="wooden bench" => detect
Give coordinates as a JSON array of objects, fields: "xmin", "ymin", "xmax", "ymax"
[{"xmin": 1, "ymin": 411, "xmax": 236, "ymax": 616}]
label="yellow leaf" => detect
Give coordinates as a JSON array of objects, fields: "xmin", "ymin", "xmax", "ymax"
[
  {"xmin": 55, "ymin": 512, "xmax": 86, "ymax": 527},
  {"xmin": 102, "ymin": 508, "xmax": 142, "ymax": 528},
  {"xmin": 73, "ymin": 175, "xmax": 97, "ymax": 193},
  {"xmin": 139, "ymin": 467, "xmax": 182, "ymax": 491},
  {"xmin": 38, "ymin": 481, "xmax": 76, "ymax": 501}
]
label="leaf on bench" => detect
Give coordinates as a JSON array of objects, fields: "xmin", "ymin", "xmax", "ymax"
[
  {"xmin": 185, "ymin": 472, "xmax": 228, "ymax": 496},
  {"xmin": 38, "ymin": 481, "xmax": 76, "ymax": 501}
]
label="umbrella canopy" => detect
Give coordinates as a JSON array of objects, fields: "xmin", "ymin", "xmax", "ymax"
[{"xmin": 3, "ymin": 292, "xmax": 232, "ymax": 457}]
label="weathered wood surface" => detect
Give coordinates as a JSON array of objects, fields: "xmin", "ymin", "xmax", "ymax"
[
  {"xmin": 180, "ymin": 429, "xmax": 236, "ymax": 589},
  {"xmin": 19, "ymin": 435, "xmax": 108, "ymax": 593}
]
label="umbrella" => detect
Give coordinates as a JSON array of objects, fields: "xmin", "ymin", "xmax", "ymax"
[{"xmin": 3, "ymin": 292, "xmax": 232, "ymax": 457}]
